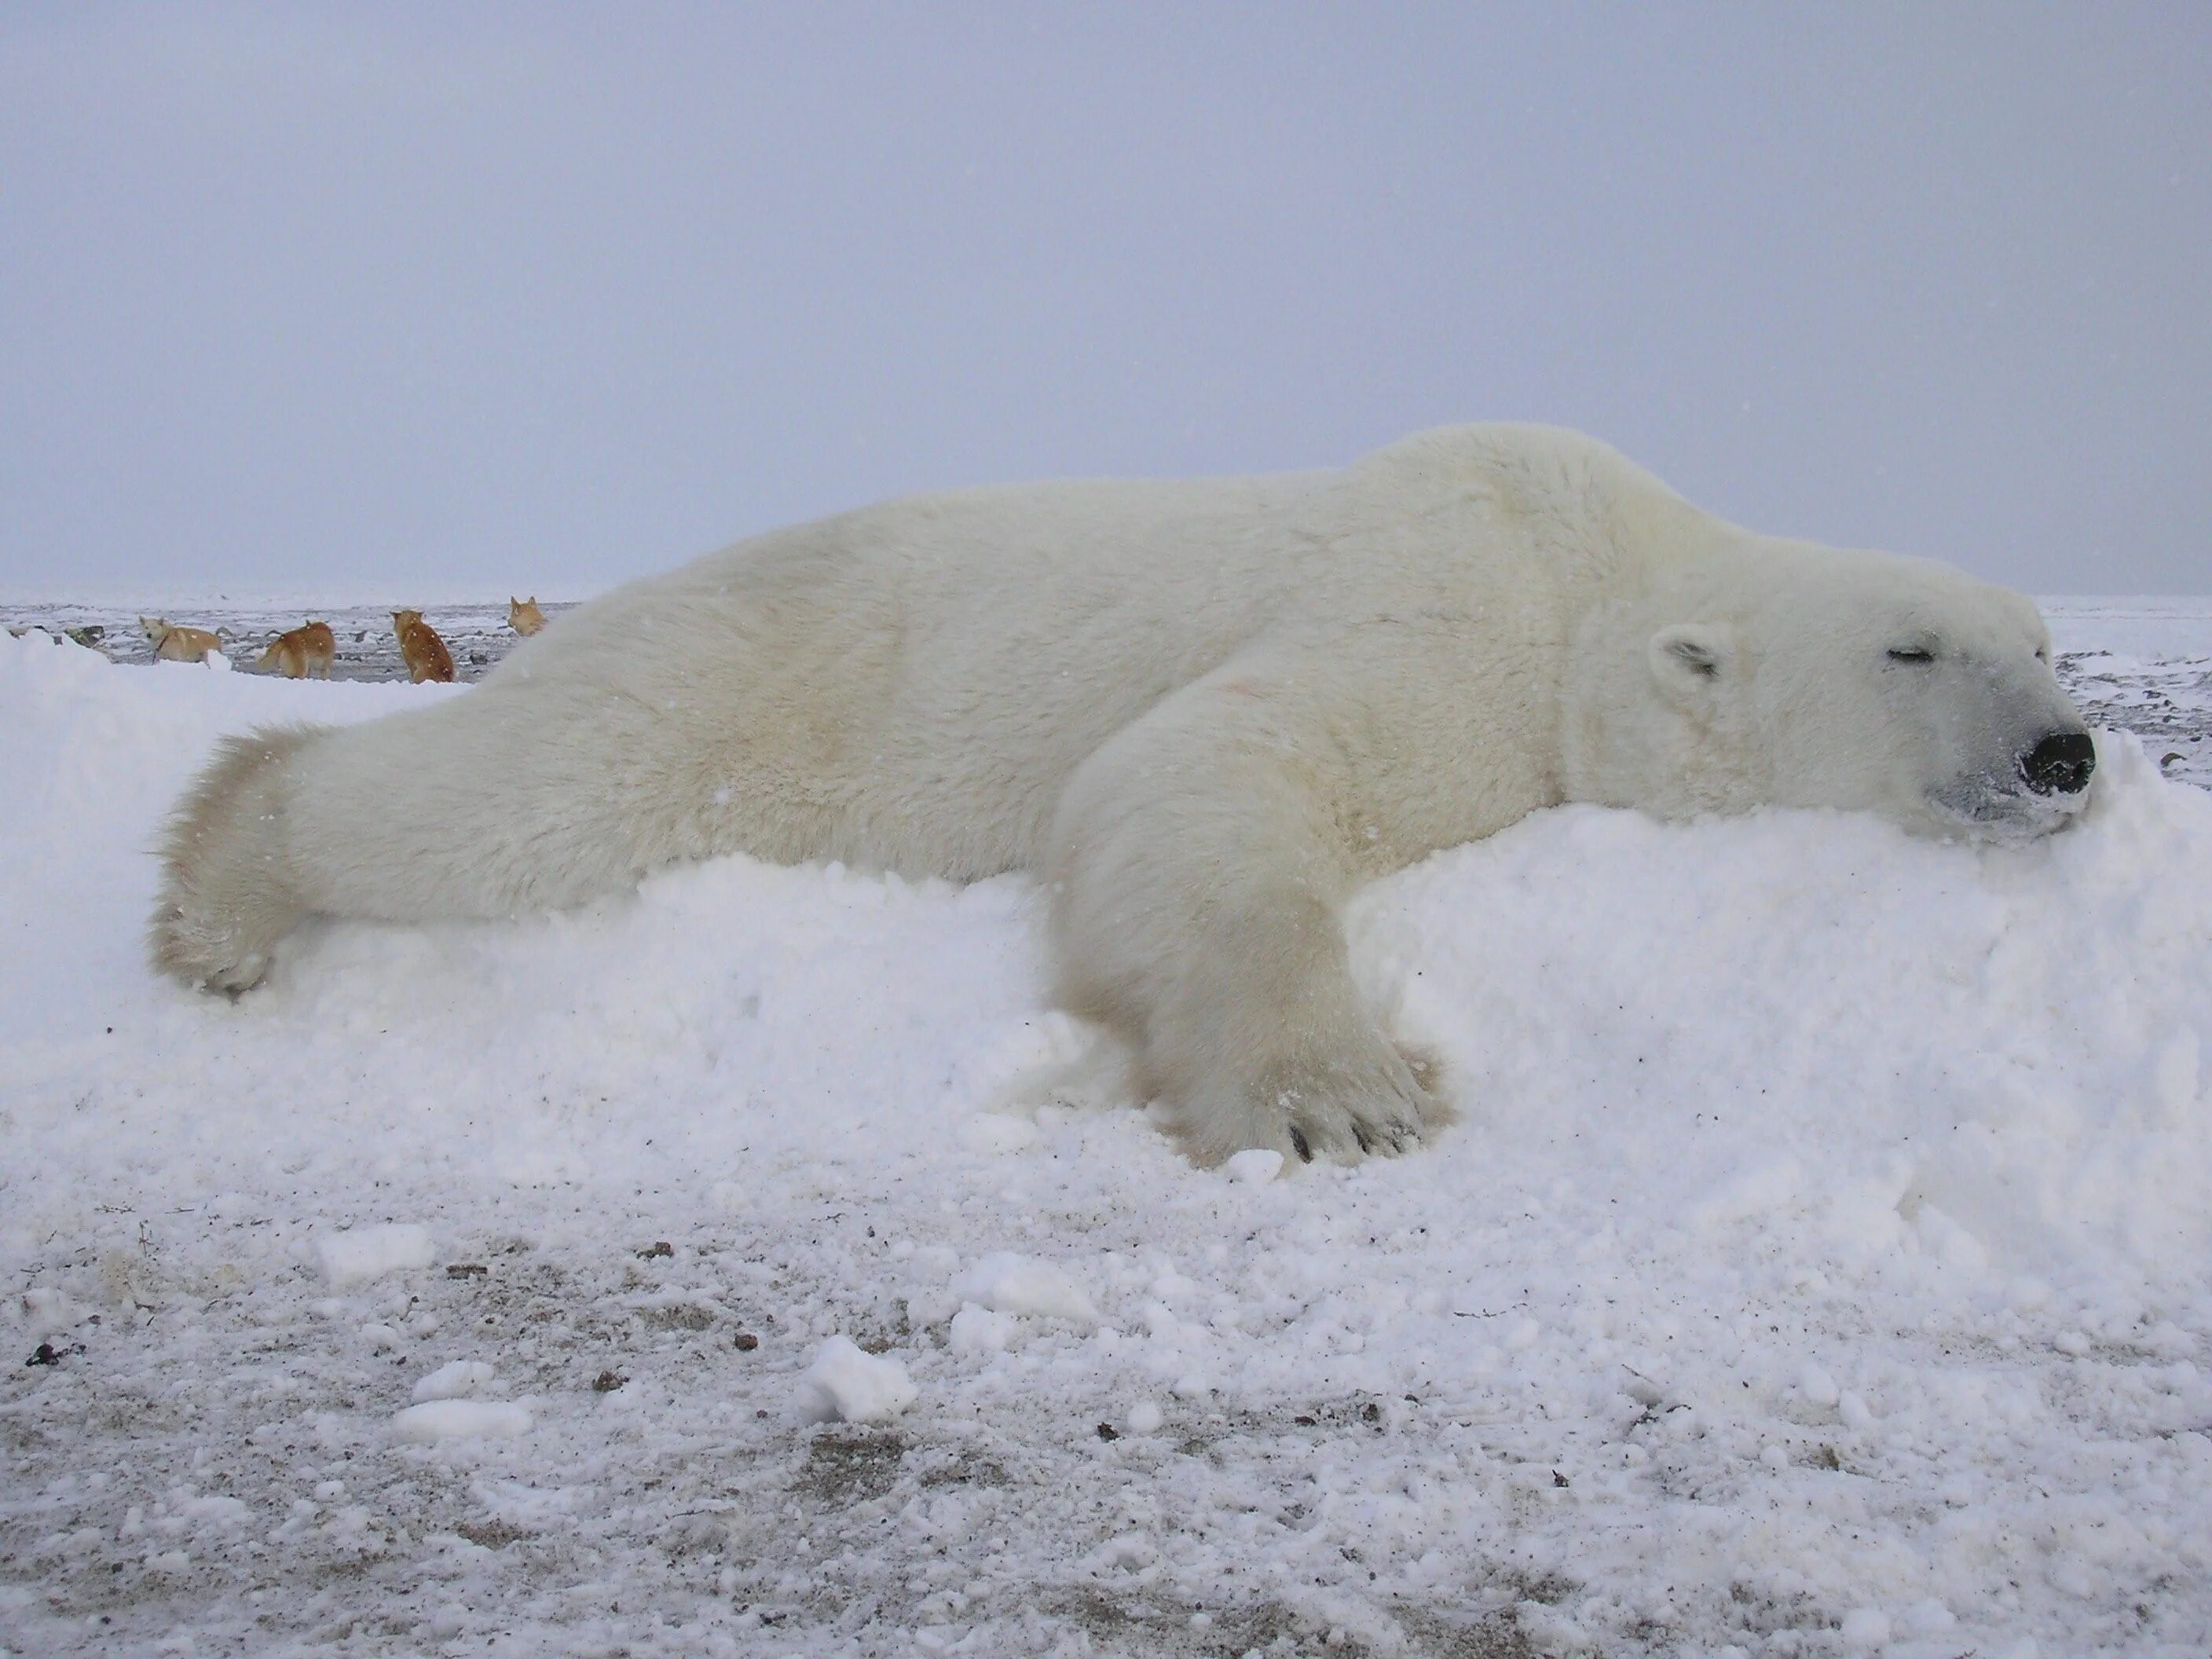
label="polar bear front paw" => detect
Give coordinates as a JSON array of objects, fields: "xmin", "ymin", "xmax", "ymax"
[{"xmin": 1174, "ymin": 1034, "xmax": 1452, "ymax": 1166}]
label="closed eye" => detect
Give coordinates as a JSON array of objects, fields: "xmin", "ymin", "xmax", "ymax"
[{"xmin": 1887, "ymin": 646, "xmax": 1935, "ymax": 665}]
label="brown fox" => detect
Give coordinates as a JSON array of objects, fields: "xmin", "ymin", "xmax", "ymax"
[
  {"xmin": 508, "ymin": 596, "xmax": 547, "ymax": 637},
  {"xmin": 392, "ymin": 611, "xmax": 456, "ymax": 684},
  {"xmin": 140, "ymin": 617, "xmax": 225, "ymax": 665},
  {"xmin": 258, "ymin": 621, "xmax": 336, "ymax": 679}
]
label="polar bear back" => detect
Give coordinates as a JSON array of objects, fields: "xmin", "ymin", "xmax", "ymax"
[{"xmin": 485, "ymin": 428, "xmax": 1629, "ymax": 878}]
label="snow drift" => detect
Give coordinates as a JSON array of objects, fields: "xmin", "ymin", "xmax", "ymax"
[{"xmin": 5, "ymin": 624, "xmax": 2210, "ymax": 1657}]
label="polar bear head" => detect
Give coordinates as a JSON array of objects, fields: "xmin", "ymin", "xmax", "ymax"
[{"xmin": 1569, "ymin": 545, "xmax": 2094, "ymax": 840}]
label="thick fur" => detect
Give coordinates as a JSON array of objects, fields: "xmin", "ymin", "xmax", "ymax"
[
  {"xmin": 393, "ymin": 611, "xmax": 456, "ymax": 684},
  {"xmin": 152, "ymin": 725, "xmax": 331, "ymax": 991},
  {"xmin": 150, "ymin": 425, "xmax": 2091, "ymax": 1161},
  {"xmin": 258, "ymin": 621, "xmax": 335, "ymax": 679},
  {"xmin": 508, "ymin": 597, "xmax": 547, "ymax": 637}
]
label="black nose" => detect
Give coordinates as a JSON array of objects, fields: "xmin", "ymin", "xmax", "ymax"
[{"xmin": 2020, "ymin": 731, "xmax": 2095, "ymax": 796}]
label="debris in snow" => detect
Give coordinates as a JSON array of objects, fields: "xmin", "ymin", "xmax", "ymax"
[
  {"xmin": 959, "ymin": 1114, "xmax": 1040, "ymax": 1154},
  {"xmin": 797, "ymin": 1336, "xmax": 917, "ymax": 1423}
]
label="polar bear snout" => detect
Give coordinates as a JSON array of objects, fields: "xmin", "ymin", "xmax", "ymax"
[{"xmin": 2020, "ymin": 730, "xmax": 2095, "ymax": 797}]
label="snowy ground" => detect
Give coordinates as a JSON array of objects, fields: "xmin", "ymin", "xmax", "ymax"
[{"xmin": 3, "ymin": 602, "xmax": 2210, "ymax": 1658}]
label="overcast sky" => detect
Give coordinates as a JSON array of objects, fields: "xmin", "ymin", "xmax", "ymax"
[{"xmin": 4, "ymin": 3, "xmax": 2207, "ymax": 598}]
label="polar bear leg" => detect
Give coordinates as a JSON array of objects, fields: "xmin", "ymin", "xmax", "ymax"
[
  {"xmin": 1047, "ymin": 656, "xmax": 1447, "ymax": 1164},
  {"xmin": 152, "ymin": 676, "xmax": 727, "ymax": 991},
  {"xmin": 150, "ymin": 723, "xmax": 328, "ymax": 992}
]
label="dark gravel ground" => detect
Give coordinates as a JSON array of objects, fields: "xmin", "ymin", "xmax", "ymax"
[{"xmin": 2053, "ymin": 650, "xmax": 2212, "ymax": 788}]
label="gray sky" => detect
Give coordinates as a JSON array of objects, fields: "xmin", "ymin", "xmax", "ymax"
[{"xmin": 4, "ymin": 3, "xmax": 2207, "ymax": 598}]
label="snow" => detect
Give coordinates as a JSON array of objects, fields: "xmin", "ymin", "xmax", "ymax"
[
  {"xmin": 3, "ymin": 620, "xmax": 2212, "ymax": 1655},
  {"xmin": 389, "ymin": 1401, "xmax": 535, "ymax": 1444},
  {"xmin": 797, "ymin": 1336, "xmax": 919, "ymax": 1425},
  {"xmin": 949, "ymin": 1251, "xmax": 1099, "ymax": 1325},
  {"xmin": 411, "ymin": 1361, "xmax": 500, "ymax": 1403},
  {"xmin": 1224, "ymin": 1148, "xmax": 1286, "ymax": 1185},
  {"xmin": 315, "ymin": 1225, "xmax": 438, "ymax": 1289},
  {"xmin": 947, "ymin": 1302, "xmax": 1021, "ymax": 1355}
]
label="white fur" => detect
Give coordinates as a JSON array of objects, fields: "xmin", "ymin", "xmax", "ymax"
[{"xmin": 150, "ymin": 424, "xmax": 2089, "ymax": 1162}]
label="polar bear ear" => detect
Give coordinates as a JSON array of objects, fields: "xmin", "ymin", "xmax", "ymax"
[{"xmin": 1647, "ymin": 622, "xmax": 1737, "ymax": 700}]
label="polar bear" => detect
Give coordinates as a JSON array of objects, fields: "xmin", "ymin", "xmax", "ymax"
[{"xmin": 152, "ymin": 424, "xmax": 2093, "ymax": 1162}]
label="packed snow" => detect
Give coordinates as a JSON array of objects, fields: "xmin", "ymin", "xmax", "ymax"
[
  {"xmin": 317, "ymin": 1226, "xmax": 439, "ymax": 1291},
  {"xmin": 4, "ymin": 614, "xmax": 2212, "ymax": 1657},
  {"xmin": 390, "ymin": 1401, "xmax": 535, "ymax": 1446}
]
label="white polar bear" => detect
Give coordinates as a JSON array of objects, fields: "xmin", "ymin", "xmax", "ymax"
[{"xmin": 151, "ymin": 425, "xmax": 2093, "ymax": 1162}]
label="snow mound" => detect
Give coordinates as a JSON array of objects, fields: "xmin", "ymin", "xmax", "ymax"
[
  {"xmin": 797, "ymin": 1336, "xmax": 917, "ymax": 1424},
  {"xmin": 1348, "ymin": 727, "xmax": 2212, "ymax": 1276}
]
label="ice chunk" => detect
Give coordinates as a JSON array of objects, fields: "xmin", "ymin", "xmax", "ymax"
[
  {"xmin": 391, "ymin": 1400, "xmax": 533, "ymax": 1442},
  {"xmin": 950, "ymin": 1251, "xmax": 1097, "ymax": 1324},
  {"xmin": 1840, "ymin": 1607, "xmax": 1890, "ymax": 1648},
  {"xmin": 1224, "ymin": 1148, "xmax": 1284, "ymax": 1185},
  {"xmin": 316, "ymin": 1225, "xmax": 434, "ymax": 1288},
  {"xmin": 948, "ymin": 1302, "xmax": 1019, "ymax": 1354},
  {"xmin": 412, "ymin": 1361, "xmax": 498, "ymax": 1403},
  {"xmin": 21, "ymin": 1287, "xmax": 82, "ymax": 1334},
  {"xmin": 177, "ymin": 1494, "xmax": 249, "ymax": 1526},
  {"xmin": 797, "ymin": 1335, "xmax": 917, "ymax": 1424}
]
